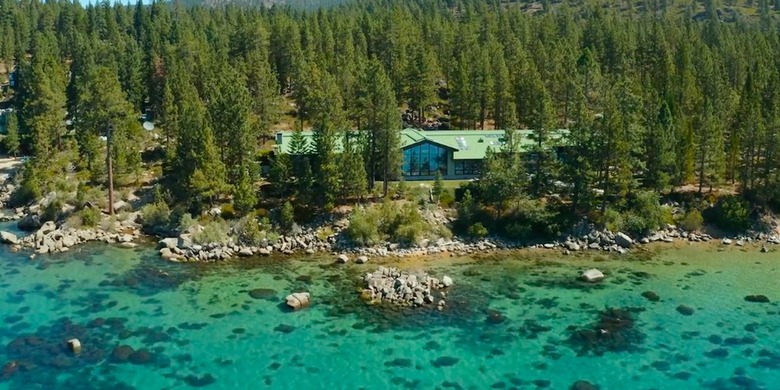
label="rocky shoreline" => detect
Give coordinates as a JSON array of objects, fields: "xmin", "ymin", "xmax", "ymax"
[{"xmin": 0, "ymin": 162, "xmax": 776, "ymax": 261}]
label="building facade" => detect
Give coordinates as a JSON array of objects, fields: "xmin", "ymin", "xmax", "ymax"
[{"xmin": 274, "ymin": 129, "xmax": 568, "ymax": 180}]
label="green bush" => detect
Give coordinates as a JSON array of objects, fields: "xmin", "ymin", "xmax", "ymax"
[
  {"xmin": 705, "ymin": 195, "xmax": 750, "ymax": 232},
  {"xmin": 468, "ymin": 222, "xmax": 488, "ymax": 238},
  {"xmin": 600, "ymin": 208, "xmax": 623, "ymax": 232},
  {"xmin": 234, "ymin": 214, "xmax": 265, "ymax": 246},
  {"xmin": 141, "ymin": 201, "xmax": 171, "ymax": 228},
  {"xmin": 346, "ymin": 207, "xmax": 381, "ymax": 246},
  {"xmin": 9, "ymin": 169, "xmax": 42, "ymax": 207},
  {"xmin": 279, "ymin": 201, "xmax": 295, "ymax": 232},
  {"xmin": 220, "ymin": 204, "xmax": 236, "ymax": 219},
  {"xmin": 80, "ymin": 207, "xmax": 101, "ymax": 227},
  {"xmin": 178, "ymin": 213, "xmax": 197, "ymax": 233},
  {"xmin": 680, "ymin": 209, "xmax": 704, "ymax": 232},
  {"xmin": 395, "ymin": 179, "xmax": 407, "ymax": 199},
  {"xmin": 193, "ymin": 219, "xmax": 230, "ymax": 244},
  {"xmin": 439, "ymin": 190, "xmax": 455, "ymax": 208},
  {"xmin": 346, "ymin": 201, "xmax": 443, "ymax": 246},
  {"xmin": 41, "ymin": 199, "xmax": 63, "ymax": 222}
]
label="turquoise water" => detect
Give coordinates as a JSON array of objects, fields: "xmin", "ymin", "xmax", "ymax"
[{"xmin": 0, "ymin": 236, "xmax": 779, "ymax": 389}]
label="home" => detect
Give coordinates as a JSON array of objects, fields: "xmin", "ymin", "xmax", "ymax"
[{"xmin": 274, "ymin": 128, "xmax": 569, "ymax": 180}]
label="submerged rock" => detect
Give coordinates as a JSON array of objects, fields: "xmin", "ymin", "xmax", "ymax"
[
  {"xmin": 744, "ymin": 295, "xmax": 770, "ymax": 303},
  {"xmin": 570, "ymin": 380, "xmax": 599, "ymax": 390},
  {"xmin": 285, "ymin": 292, "xmax": 311, "ymax": 310},
  {"xmin": 111, "ymin": 345, "xmax": 134, "ymax": 363},
  {"xmin": 676, "ymin": 305, "xmax": 695, "ymax": 316},
  {"xmin": 641, "ymin": 291, "xmax": 660, "ymax": 302},
  {"xmin": 431, "ymin": 356, "xmax": 459, "ymax": 368},
  {"xmin": 580, "ymin": 269, "xmax": 605, "ymax": 283},
  {"xmin": 567, "ymin": 307, "xmax": 645, "ymax": 355},
  {"xmin": 248, "ymin": 288, "xmax": 276, "ymax": 300},
  {"xmin": 485, "ymin": 310, "xmax": 506, "ymax": 325}
]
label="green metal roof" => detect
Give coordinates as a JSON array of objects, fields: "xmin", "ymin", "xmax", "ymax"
[{"xmin": 275, "ymin": 129, "xmax": 569, "ymax": 160}]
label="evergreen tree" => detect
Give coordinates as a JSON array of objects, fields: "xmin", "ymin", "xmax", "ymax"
[
  {"xmin": 4, "ymin": 111, "xmax": 20, "ymax": 157},
  {"xmin": 357, "ymin": 59, "xmax": 401, "ymax": 197}
]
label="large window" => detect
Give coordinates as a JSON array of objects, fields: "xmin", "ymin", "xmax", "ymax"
[
  {"xmin": 454, "ymin": 159, "xmax": 482, "ymax": 175},
  {"xmin": 403, "ymin": 142, "xmax": 448, "ymax": 176}
]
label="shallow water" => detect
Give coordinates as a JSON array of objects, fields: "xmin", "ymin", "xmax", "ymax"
[{"xmin": 0, "ymin": 240, "xmax": 778, "ymax": 390}]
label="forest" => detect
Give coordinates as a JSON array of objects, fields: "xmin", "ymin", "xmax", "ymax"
[{"xmin": 0, "ymin": 0, "xmax": 780, "ymax": 240}]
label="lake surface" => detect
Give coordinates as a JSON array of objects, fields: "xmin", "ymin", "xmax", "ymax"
[{"xmin": 0, "ymin": 236, "xmax": 778, "ymax": 390}]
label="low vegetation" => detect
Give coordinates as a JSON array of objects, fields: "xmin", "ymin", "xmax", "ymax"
[{"xmin": 346, "ymin": 201, "xmax": 450, "ymax": 246}]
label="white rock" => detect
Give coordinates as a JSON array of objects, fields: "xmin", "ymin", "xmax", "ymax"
[
  {"xmin": 337, "ymin": 254, "xmax": 349, "ymax": 263},
  {"xmin": 581, "ymin": 268, "xmax": 605, "ymax": 283},
  {"xmin": 0, "ymin": 230, "xmax": 18, "ymax": 245},
  {"xmin": 442, "ymin": 276, "xmax": 453, "ymax": 287},
  {"xmin": 356, "ymin": 255, "xmax": 369, "ymax": 264},
  {"xmin": 238, "ymin": 247, "xmax": 253, "ymax": 257},
  {"xmin": 565, "ymin": 241, "xmax": 581, "ymax": 251},
  {"xmin": 158, "ymin": 237, "xmax": 178, "ymax": 249},
  {"xmin": 722, "ymin": 238, "xmax": 733, "ymax": 245},
  {"xmin": 67, "ymin": 338, "xmax": 82, "ymax": 354},
  {"xmin": 112, "ymin": 200, "xmax": 131, "ymax": 212},
  {"xmin": 285, "ymin": 292, "xmax": 311, "ymax": 310},
  {"xmin": 615, "ymin": 232, "xmax": 633, "ymax": 248}
]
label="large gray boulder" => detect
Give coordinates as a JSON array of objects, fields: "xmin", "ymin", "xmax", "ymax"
[
  {"xmin": 615, "ymin": 232, "xmax": 633, "ymax": 248},
  {"xmin": 17, "ymin": 214, "xmax": 42, "ymax": 231},
  {"xmin": 285, "ymin": 292, "xmax": 311, "ymax": 310},
  {"xmin": 0, "ymin": 231, "xmax": 18, "ymax": 245},
  {"xmin": 336, "ymin": 254, "xmax": 349, "ymax": 263},
  {"xmin": 39, "ymin": 221, "xmax": 57, "ymax": 235},
  {"xmin": 158, "ymin": 237, "xmax": 178, "ymax": 250},
  {"xmin": 442, "ymin": 276, "xmax": 454, "ymax": 287},
  {"xmin": 356, "ymin": 256, "xmax": 369, "ymax": 264},
  {"xmin": 581, "ymin": 268, "xmax": 605, "ymax": 283}
]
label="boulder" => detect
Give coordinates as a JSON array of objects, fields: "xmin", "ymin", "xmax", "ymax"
[
  {"xmin": 744, "ymin": 295, "xmax": 770, "ymax": 303},
  {"xmin": 615, "ymin": 232, "xmax": 633, "ymax": 248},
  {"xmin": 0, "ymin": 231, "xmax": 18, "ymax": 245},
  {"xmin": 580, "ymin": 269, "xmax": 605, "ymax": 283},
  {"xmin": 722, "ymin": 238, "xmax": 733, "ymax": 245},
  {"xmin": 112, "ymin": 200, "xmax": 130, "ymax": 213},
  {"xmin": 285, "ymin": 292, "xmax": 311, "ymax": 310},
  {"xmin": 238, "ymin": 247, "xmax": 253, "ymax": 257},
  {"xmin": 442, "ymin": 276, "xmax": 454, "ymax": 287},
  {"xmin": 16, "ymin": 214, "xmax": 43, "ymax": 232},
  {"xmin": 158, "ymin": 238, "xmax": 178, "ymax": 250},
  {"xmin": 565, "ymin": 241, "xmax": 581, "ymax": 251},
  {"xmin": 676, "ymin": 305, "xmax": 695, "ymax": 316},
  {"xmin": 159, "ymin": 248, "xmax": 183, "ymax": 261},
  {"xmin": 336, "ymin": 254, "xmax": 349, "ymax": 263},
  {"xmin": 67, "ymin": 339, "xmax": 82, "ymax": 354},
  {"xmin": 356, "ymin": 256, "xmax": 369, "ymax": 264}
]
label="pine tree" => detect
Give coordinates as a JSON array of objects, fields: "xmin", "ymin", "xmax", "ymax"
[
  {"xmin": 405, "ymin": 42, "xmax": 437, "ymax": 121},
  {"xmin": 4, "ymin": 111, "xmax": 20, "ymax": 157},
  {"xmin": 339, "ymin": 133, "xmax": 367, "ymax": 201},
  {"xmin": 74, "ymin": 66, "xmax": 143, "ymax": 212},
  {"xmin": 357, "ymin": 59, "xmax": 401, "ymax": 197}
]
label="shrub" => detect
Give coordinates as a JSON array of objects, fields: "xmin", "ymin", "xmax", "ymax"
[
  {"xmin": 317, "ymin": 227, "xmax": 334, "ymax": 241},
  {"xmin": 345, "ymin": 201, "xmax": 440, "ymax": 246},
  {"xmin": 9, "ymin": 169, "xmax": 42, "ymax": 207},
  {"xmin": 432, "ymin": 171, "xmax": 444, "ymax": 199},
  {"xmin": 178, "ymin": 213, "xmax": 197, "ymax": 233},
  {"xmin": 80, "ymin": 207, "xmax": 101, "ymax": 227},
  {"xmin": 467, "ymin": 222, "xmax": 488, "ymax": 238},
  {"xmin": 41, "ymin": 198, "xmax": 63, "ymax": 222},
  {"xmin": 705, "ymin": 195, "xmax": 750, "ymax": 232},
  {"xmin": 193, "ymin": 219, "xmax": 230, "ymax": 245},
  {"xmin": 601, "ymin": 208, "xmax": 624, "ymax": 232},
  {"xmin": 141, "ymin": 202, "xmax": 171, "ymax": 228},
  {"xmin": 346, "ymin": 207, "xmax": 381, "ymax": 246},
  {"xmin": 680, "ymin": 209, "xmax": 704, "ymax": 232},
  {"xmin": 234, "ymin": 214, "xmax": 265, "ymax": 246},
  {"xmin": 220, "ymin": 204, "xmax": 236, "ymax": 219},
  {"xmin": 279, "ymin": 201, "xmax": 295, "ymax": 232},
  {"xmin": 439, "ymin": 190, "xmax": 455, "ymax": 208},
  {"xmin": 396, "ymin": 179, "xmax": 407, "ymax": 199},
  {"xmin": 504, "ymin": 222, "xmax": 531, "ymax": 240}
]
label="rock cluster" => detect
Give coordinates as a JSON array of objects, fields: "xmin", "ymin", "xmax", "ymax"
[
  {"xmin": 361, "ymin": 266, "xmax": 452, "ymax": 308},
  {"xmin": 3, "ymin": 215, "xmax": 142, "ymax": 254}
]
